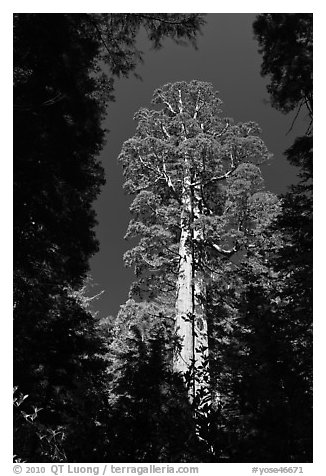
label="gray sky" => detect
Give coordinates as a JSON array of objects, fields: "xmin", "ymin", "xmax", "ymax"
[{"xmin": 89, "ymin": 13, "xmax": 308, "ymax": 318}]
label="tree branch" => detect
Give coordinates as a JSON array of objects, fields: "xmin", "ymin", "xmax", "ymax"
[
  {"xmin": 190, "ymin": 155, "xmax": 237, "ymax": 187},
  {"xmin": 84, "ymin": 14, "xmax": 113, "ymax": 59},
  {"xmin": 213, "ymin": 120, "xmax": 230, "ymax": 137},
  {"xmin": 141, "ymin": 256, "xmax": 162, "ymax": 269},
  {"xmin": 14, "ymin": 93, "xmax": 66, "ymax": 111},
  {"xmin": 159, "ymin": 242, "xmax": 182, "ymax": 259},
  {"xmin": 137, "ymin": 14, "xmax": 191, "ymax": 26},
  {"xmin": 136, "ymin": 151, "xmax": 181, "ymax": 203},
  {"xmin": 193, "ymin": 91, "xmax": 204, "ymax": 119},
  {"xmin": 178, "ymin": 89, "xmax": 183, "ymax": 114},
  {"xmin": 137, "ymin": 153, "xmax": 157, "ymax": 174},
  {"xmin": 161, "ymin": 123, "xmax": 171, "ymax": 139},
  {"xmin": 286, "ymin": 99, "xmax": 304, "ymax": 136},
  {"xmin": 210, "ymin": 242, "xmax": 238, "ymax": 256},
  {"xmin": 157, "ymin": 94, "xmax": 177, "ymax": 114}
]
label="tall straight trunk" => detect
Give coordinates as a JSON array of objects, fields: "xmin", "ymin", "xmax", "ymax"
[
  {"xmin": 173, "ymin": 169, "xmax": 209, "ymax": 404},
  {"xmin": 192, "ymin": 184, "xmax": 209, "ymax": 397},
  {"xmin": 192, "ymin": 225, "xmax": 209, "ymax": 402},
  {"xmin": 174, "ymin": 209, "xmax": 194, "ymax": 378},
  {"xmin": 174, "ymin": 159, "xmax": 193, "ymax": 378}
]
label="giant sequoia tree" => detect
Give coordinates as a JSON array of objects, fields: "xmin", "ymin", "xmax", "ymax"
[{"xmin": 118, "ymin": 81, "xmax": 279, "ymax": 418}]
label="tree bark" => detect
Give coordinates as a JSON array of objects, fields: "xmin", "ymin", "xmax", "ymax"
[
  {"xmin": 174, "ymin": 160, "xmax": 194, "ymax": 379},
  {"xmin": 174, "ymin": 215, "xmax": 194, "ymax": 375},
  {"xmin": 173, "ymin": 166, "xmax": 209, "ymax": 405}
]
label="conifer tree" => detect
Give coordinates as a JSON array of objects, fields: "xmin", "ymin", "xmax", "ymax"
[
  {"xmin": 119, "ymin": 81, "xmax": 279, "ymax": 415},
  {"xmin": 251, "ymin": 14, "xmax": 312, "ymax": 460}
]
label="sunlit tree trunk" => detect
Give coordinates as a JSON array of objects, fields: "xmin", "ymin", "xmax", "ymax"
[
  {"xmin": 174, "ymin": 211, "xmax": 194, "ymax": 377},
  {"xmin": 192, "ymin": 204, "xmax": 209, "ymax": 405},
  {"xmin": 174, "ymin": 163, "xmax": 210, "ymax": 405},
  {"xmin": 174, "ymin": 154, "xmax": 194, "ymax": 379}
]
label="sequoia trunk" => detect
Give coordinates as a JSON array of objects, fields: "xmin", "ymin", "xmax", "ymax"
[{"xmin": 174, "ymin": 172, "xmax": 209, "ymax": 403}]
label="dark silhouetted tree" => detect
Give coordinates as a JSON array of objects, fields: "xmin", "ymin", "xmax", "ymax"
[
  {"xmin": 104, "ymin": 300, "xmax": 204, "ymax": 462},
  {"xmin": 208, "ymin": 14, "xmax": 313, "ymax": 462},
  {"xmin": 235, "ymin": 13, "xmax": 314, "ymax": 461},
  {"xmin": 253, "ymin": 13, "xmax": 312, "ymax": 132},
  {"xmin": 14, "ymin": 13, "xmax": 204, "ymax": 461}
]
